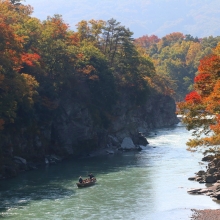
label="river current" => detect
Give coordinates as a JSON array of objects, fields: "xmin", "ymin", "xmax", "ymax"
[{"xmin": 0, "ymin": 122, "xmax": 220, "ymax": 220}]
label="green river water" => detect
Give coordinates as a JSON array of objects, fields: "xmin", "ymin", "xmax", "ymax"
[{"xmin": 0, "ymin": 123, "xmax": 220, "ymax": 220}]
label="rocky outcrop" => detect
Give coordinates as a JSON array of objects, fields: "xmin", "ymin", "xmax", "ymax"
[
  {"xmin": 189, "ymin": 157, "xmax": 220, "ymax": 184},
  {"xmin": 0, "ymin": 92, "xmax": 179, "ymax": 179},
  {"xmin": 187, "ymin": 180, "xmax": 220, "ymax": 201},
  {"xmin": 50, "ymin": 93, "xmax": 178, "ymax": 155},
  {"xmin": 188, "ymin": 156, "xmax": 220, "ymax": 200}
]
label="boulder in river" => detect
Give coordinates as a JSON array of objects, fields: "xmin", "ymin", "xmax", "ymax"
[
  {"xmin": 202, "ymin": 155, "xmax": 214, "ymax": 162},
  {"xmin": 120, "ymin": 137, "xmax": 136, "ymax": 150},
  {"xmin": 196, "ymin": 170, "xmax": 206, "ymax": 176},
  {"xmin": 205, "ymin": 175, "xmax": 216, "ymax": 183}
]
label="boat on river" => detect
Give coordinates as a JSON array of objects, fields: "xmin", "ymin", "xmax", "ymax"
[{"xmin": 76, "ymin": 178, "xmax": 96, "ymax": 188}]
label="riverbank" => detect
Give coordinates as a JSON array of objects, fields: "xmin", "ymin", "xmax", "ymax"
[{"xmin": 191, "ymin": 209, "xmax": 220, "ymax": 219}]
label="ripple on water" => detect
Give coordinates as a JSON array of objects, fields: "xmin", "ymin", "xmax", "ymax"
[{"xmin": 0, "ymin": 125, "xmax": 220, "ymax": 219}]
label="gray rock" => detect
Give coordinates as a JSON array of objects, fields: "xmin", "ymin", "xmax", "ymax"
[
  {"xmin": 208, "ymin": 168, "xmax": 217, "ymax": 174},
  {"xmin": 202, "ymin": 155, "xmax": 214, "ymax": 161},
  {"xmin": 187, "ymin": 188, "xmax": 202, "ymax": 194},
  {"xmin": 214, "ymin": 174, "xmax": 220, "ymax": 180},
  {"xmin": 205, "ymin": 175, "xmax": 216, "ymax": 183},
  {"xmin": 196, "ymin": 170, "xmax": 206, "ymax": 176},
  {"xmin": 137, "ymin": 133, "xmax": 149, "ymax": 146},
  {"xmin": 212, "ymin": 191, "xmax": 220, "ymax": 200},
  {"xmin": 108, "ymin": 135, "xmax": 120, "ymax": 147},
  {"xmin": 213, "ymin": 158, "xmax": 220, "ymax": 165},
  {"xmin": 106, "ymin": 150, "xmax": 114, "ymax": 154},
  {"xmin": 200, "ymin": 188, "xmax": 213, "ymax": 194},
  {"xmin": 199, "ymin": 180, "xmax": 206, "ymax": 184},
  {"xmin": 13, "ymin": 156, "xmax": 26, "ymax": 165},
  {"xmin": 121, "ymin": 137, "xmax": 136, "ymax": 150},
  {"xmin": 188, "ymin": 177, "xmax": 196, "ymax": 181},
  {"xmin": 195, "ymin": 177, "xmax": 203, "ymax": 181}
]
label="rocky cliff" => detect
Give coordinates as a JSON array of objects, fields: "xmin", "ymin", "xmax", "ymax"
[
  {"xmin": 51, "ymin": 93, "xmax": 179, "ymax": 155},
  {"xmin": 0, "ymin": 93, "xmax": 179, "ymax": 179}
]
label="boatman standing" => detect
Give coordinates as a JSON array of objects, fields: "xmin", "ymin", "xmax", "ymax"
[
  {"xmin": 79, "ymin": 176, "xmax": 83, "ymax": 183},
  {"xmin": 88, "ymin": 173, "xmax": 94, "ymax": 180}
]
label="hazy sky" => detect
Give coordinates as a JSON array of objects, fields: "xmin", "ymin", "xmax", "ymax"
[{"xmin": 24, "ymin": 0, "xmax": 220, "ymax": 38}]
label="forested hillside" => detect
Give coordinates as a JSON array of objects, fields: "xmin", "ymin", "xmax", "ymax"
[
  {"xmin": 0, "ymin": 1, "xmax": 159, "ymax": 133},
  {"xmin": 2, "ymin": 0, "xmax": 220, "ymax": 178},
  {"xmin": 135, "ymin": 33, "xmax": 220, "ymax": 101},
  {"xmin": 0, "ymin": 0, "xmax": 179, "ymax": 177}
]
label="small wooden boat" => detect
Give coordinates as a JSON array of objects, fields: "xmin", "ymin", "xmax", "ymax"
[{"xmin": 76, "ymin": 178, "xmax": 96, "ymax": 188}]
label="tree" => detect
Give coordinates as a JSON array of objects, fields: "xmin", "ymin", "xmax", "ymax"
[
  {"xmin": 184, "ymin": 34, "xmax": 199, "ymax": 43},
  {"xmin": 134, "ymin": 35, "xmax": 160, "ymax": 49},
  {"xmin": 178, "ymin": 44, "xmax": 220, "ymax": 154}
]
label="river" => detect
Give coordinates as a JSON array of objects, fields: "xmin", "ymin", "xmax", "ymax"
[{"xmin": 0, "ymin": 122, "xmax": 220, "ymax": 220}]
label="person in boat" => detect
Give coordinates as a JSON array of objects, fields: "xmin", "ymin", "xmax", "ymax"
[
  {"xmin": 79, "ymin": 176, "xmax": 83, "ymax": 183},
  {"xmin": 88, "ymin": 173, "xmax": 95, "ymax": 180}
]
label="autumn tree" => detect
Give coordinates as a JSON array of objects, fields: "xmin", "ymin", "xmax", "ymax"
[
  {"xmin": 0, "ymin": 3, "xmax": 38, "ymax": 129},
  {"xmin": 178, "ymin": 43, "xmax": 220, "ymax": 155}
]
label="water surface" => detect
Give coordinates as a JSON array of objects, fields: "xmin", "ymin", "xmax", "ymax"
[{"xmin": 0, "ymin": 123, "xmax": 219, "ymax": 219}]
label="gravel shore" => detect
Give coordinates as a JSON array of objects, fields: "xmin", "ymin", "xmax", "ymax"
[{"xmin": 191, "ymin": 209, "xmax": 220, "ymax": 220}]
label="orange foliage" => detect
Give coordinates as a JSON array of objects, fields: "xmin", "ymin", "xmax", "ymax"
[
  {"xmin": 210, "ymin": 115, "xmax": 220, "ymax": 132},
  {"xmin": 44, "ymin": 15, "xmax": 69, "ymax": 40},
  {"xmin": 78, "ymin": 65, "xmax": 96, "ymax": 75},
  {"xmin": 0, "ymin": 13, "xmax": 25, "ymax": 71},
  {"xmin": 164, "ymin": 32, "xmax": 184, "ymax": 42},
  {"xmin": 179, "ymin": 46, "xmax": 220, "ymax": 147},
  {"xmin": 77, "ymin": 53, "xmax": 84, "ymax": 59},
  {"xmin": 194, "ymin": 73, "xmax": 213, "ymax": 95},
  {"xmin": 21, "ymin": 53, "xmax": 41, "ymax": 66},
  {"xmin": 198, "ymin": 55, "xmax": 220, "ymax": 73},
  {"xmin": 135, "ymin": 35, "xmax": 160, "ymax": 48},
  {"xmin": 68, "ymin": 32, "xmax": 80, "ymax": 46},
  {"xmin": 204, "ymin": 80, "xmax": 220, "ymax": 113}
]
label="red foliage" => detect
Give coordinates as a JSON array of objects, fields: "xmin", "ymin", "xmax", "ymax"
[
  {"xmin": 162, "ymin": 32, "xmax": 184, "ymax": 44},
  {"xmin": 135, "ymin": 35, "xmax": 160, "ymax": 48},
  {"xmin": 194, "ymin": 73, "xmax": 211, "ymax": 83},
  {"xmin": 198, "ymin": 55, "xmax": 220, "ymax": 73},
  {"xmin": 185, "ymin": 91, "xmax": 201, "ymax": 103},
  {"xmin": 21, "ymin": 53, "xmax": 40, "ymax": 66}
]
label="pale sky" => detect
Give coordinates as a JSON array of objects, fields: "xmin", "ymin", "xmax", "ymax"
[{"xmin": 24, "ymin": 0, "xmax": 220, "ymax": 38}]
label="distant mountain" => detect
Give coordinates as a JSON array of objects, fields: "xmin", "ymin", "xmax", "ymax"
[{"xmin": 25, "ymin": 0, "xmax": 220, "ymax": 38}]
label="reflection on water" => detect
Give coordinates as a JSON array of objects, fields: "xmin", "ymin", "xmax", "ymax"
[{"xmin": 0, "ymin": 123, "xmax": 219, "ymax": 219}]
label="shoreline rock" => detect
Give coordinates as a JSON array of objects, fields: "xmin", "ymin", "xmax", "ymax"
[{"xmin": 188, "ymin": 155, "xmax": 220, "ymax": 201}]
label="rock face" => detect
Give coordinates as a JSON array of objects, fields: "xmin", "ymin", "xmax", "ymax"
[
  {"xmin": 0, "ymin": 93, "xmax": 179, "ymax": 178},
  {"xmin": 50, "ymin": 93, "xmax": 178, "ymax": 155}
]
